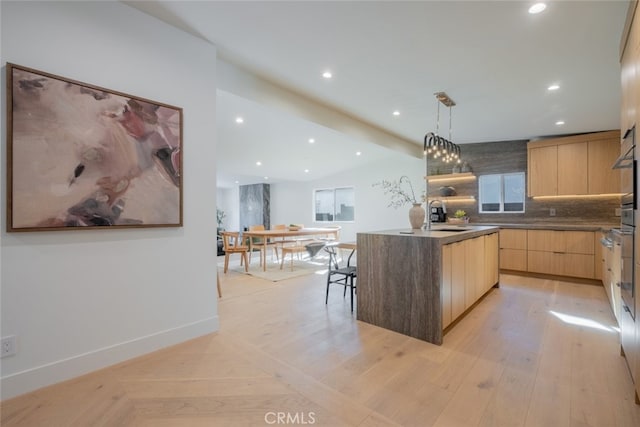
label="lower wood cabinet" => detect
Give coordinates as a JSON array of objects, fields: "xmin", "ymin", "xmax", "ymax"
[
  {"xmin": 450, "ymin": 241, "xmax": 466, "ymax": 322},
  {"xmin": 485, "ymin": 232, "xmax": 499, "ymax": 295},
  {"xmin": 499, "ymin": 229, "xmax": 527, "ymax": 271},
  {"xmin": 442, "ymin": 233, "xmax": 499, "ymax": 329},
  {"xmin": 527, "ymin": 230, "xmax": 595, "ymax": 279},
  {"xmin": 602, "ymin": 238, "xmax": 621, "ymax": 323},
  {"xmin": 498, "ymin": 228, "xmax": 597, "ymax": 280}
]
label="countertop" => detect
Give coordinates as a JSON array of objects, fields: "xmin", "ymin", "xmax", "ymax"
[
  {"xmin": 358, "ymin": 225, "xmax": 499, "ymax": 245},
  {"xmin": 467, "ymin": 222, "xmax": 619, "ymax": 232}
]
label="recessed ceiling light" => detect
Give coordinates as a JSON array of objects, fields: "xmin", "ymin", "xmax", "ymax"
[
  {"xmin": 264, "ymin": 176, "xmax": 269, "ymax": 180},
  {"xmin": 256, "ymin": 161, "xmax": 262, "ymax": 166},
  {"xmin": 322, "ymin": 71, "xmax": 332, "ymax": 79},
  {"xmin": 235, "ymin": 117, "xmax": 244, "ymax": 124},
  {"xmin": 393, "ymin": 110, "xmax": 400, "ymax": 116},
  {"xmin": 308, "ymin": 138, "xmax": 315, "ymax": 144},
  {"xmin": 235, "ymin": 180, "xmax": 239, "ymax": 184},
  {"xmin": 528, "ymin": 3, "xmax": 546, "ymax": 14},
  {"xmin": 304, "ymin": 169, "xmax": 310, "ymax": 173},
  {"xmin": 356, "ymin": 151, "xmax": 362, "ymax": 156},
  {"xmin": 555, "ymin": 120, "xmax": 565, "ymax": 126},
  {"xmin": 548, "ymin": 84, "xmax": 560, "ymax": 91}
]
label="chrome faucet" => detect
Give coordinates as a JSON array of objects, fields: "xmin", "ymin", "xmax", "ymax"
[
  {"xmin": 424, "ymin": 199, "xmax": 447, "ymax": 230},
  {"xmin": 425, "ymin": 199, "xmax": 437, "ymax": 230}
]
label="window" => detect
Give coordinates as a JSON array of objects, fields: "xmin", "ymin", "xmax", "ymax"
[
  {"xmin": 478, "ymin": 173, "xmax": 525, "ymax": 213},
  {"xmin": 314, "ymin": 187, "xmax": 355, "ymax": 222}
]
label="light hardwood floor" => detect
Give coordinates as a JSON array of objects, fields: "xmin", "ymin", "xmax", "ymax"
[{"xmin": 2, "ymin": 258, "xmax": 640, "ymax": 426}]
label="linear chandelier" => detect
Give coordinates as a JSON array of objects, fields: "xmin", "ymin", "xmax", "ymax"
[{"xmin": 423, "ymin": 91, "xmax": 462, "ymax": 164}]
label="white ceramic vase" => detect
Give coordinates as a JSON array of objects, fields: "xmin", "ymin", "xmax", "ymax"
[{"xmin": 409, "ymin": 203, "xmax": 425, "ymax": 229}]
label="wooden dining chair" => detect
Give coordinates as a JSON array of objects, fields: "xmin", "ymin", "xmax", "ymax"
[
  {"xmin": 324, "ymin": 244, "xmax": 357, "ymax": 312},
  {"xmin": 319, "ymin": 225, "xmax": 341, "ymax": 242},
  {"xmin": 248, "ymin": 224, "xmax": 279, "ymax": 267},
  {"xmin": 220, "ymin": 231, "xmax": 249, "ymax": 274},
  {"xmin": 216, "ymin": 269, "xmax": 222, "ymax": 298}
]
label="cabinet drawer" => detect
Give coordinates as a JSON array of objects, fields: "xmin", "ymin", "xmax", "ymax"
[
  {"xmin": 528, "ymin": 250, "xmax": 563, "ymax": 276},
  {"xmin": 528, "ymin": 251, "xmax": 594, "ymax": 278},
  {"xmin": 563, "ymin": 253, "xmax": 595, "ymax": 279},
  {"xmin": 527, "ymin": 230, "xmax": 595, "ymax": 255},
  {"xmin": 564, "ymin": 231, "xmax": 595, "ymax": 254},
  {"xmin": 499, "ymin": 229, "xmax": 527, "ymax": 250},
  {"xmin": 527, "ymin": 230, "xmax": 564, "ymax": 252},
  {"xmin": 500, "ymin": 248, "xmax": 527, "ymax": 271}
]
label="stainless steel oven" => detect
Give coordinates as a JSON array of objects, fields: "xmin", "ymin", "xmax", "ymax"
[
  {"xmin": 615, "ymin": 127, "xmax": 636, "ymax": 319},
  {"xmin": 621, "ymin": 206, "xmax": 635, "ymax": 319}
]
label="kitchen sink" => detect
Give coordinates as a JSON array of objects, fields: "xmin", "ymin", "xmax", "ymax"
[{"xmin": 431, "ymin": 227, "xmax": 470, "ymax": 232}]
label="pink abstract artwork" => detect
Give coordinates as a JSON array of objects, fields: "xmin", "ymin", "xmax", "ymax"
[{"xmin": 7, "ymin": 64, "xmax": 183, "ymax": 231}]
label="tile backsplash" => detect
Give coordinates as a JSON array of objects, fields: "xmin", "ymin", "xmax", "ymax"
[{"xmin": 427, "ymin": 139, "xmax": 620, "ymax": 224}]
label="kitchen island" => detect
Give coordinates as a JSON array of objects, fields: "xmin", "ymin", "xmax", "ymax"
[{"xmin": 356, "ymin": 225, "xmax": 500, "ymax": 345}]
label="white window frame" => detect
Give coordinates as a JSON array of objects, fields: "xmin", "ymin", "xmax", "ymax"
[
  {"xmin": 478, "ymin": 172, "xmax": 525, "ymax": 213},
  {"xmin": 313, "ymin": 187, "xmax": 355, "ymax": 223}
]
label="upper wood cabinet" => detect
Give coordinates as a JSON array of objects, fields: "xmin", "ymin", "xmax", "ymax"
[
  {"xmin": 527, "ymin": 130, "xmax": 620, "ymax": 197},
  {"xmin": 528, "ymin": 145, "xmax": 557, "ymax": 196},
  {"xmin": 589, "ymin": 138, "xmax": 621, "ymax": 194},
  {"xmin": 621, "ymin": 43, "xmax": 636, "ymax": 132},
  {"xmin": 620, "ymin": 3, "xmax": 639, "ymax": 133},
  {"xmin": 558, "ymin": 142, "xmax": 588, "ymax": 195}
]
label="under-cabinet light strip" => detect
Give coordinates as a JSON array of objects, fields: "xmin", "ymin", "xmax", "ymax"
[
  {"xmin": 427, "ymin": 176, "xmax": 477, "ymax": 183},
  {"xmin": 532, "ymin": 193, "xmax": 623, "ymax": 200}
]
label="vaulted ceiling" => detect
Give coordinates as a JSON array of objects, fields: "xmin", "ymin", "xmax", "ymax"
[{"xmin": 127, "ymin": 1, "xmax": 629, "ymax": 187}]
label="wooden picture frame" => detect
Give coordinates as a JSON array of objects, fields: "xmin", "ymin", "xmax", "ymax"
[{"xmin": 6, "ymin": 63, "xmax": 183, "ymax": 232}]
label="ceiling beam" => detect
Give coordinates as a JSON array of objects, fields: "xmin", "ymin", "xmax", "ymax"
[{"xmin": 217, "ymin": 58, "xmax": 423, "ymax": 159}]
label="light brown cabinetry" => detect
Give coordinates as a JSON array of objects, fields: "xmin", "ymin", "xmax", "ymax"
[
  {"xmin": 484, "ymin": 232, "xmax": 499, "ymax": 295},
  {"xmin": 441, "ymin": 233, "xmax": 499, "ymax": 329},
  {"xmin": 527, "ymin": 131, "xmax": 620, "ymax": 197},
  {"xmin": 527, "ymin": 230, "xmax": 595, "ymax": 279},
  {"xmin": 558, "ymin": 142, "xmax": 588, "ymax": 195},
  {"xmin": 594, "ymin": 230, "xmax": 603, "ymax": 281},
  {"xmin": 602, "ymin": 236, "xmax": 622, "ymax": 324},
  {"xmin": 589, "ymin": 139, "xmax": 622, "ymax": 195},
  {"xmin": 499, "ymin": 227, "xmax": 600, "ymax": 279},
  {"xmin": 619, "ymin": 0, "xmax": 640, "ymax": 404},
  {"xmin": 528, "ymin": 145, "xmax": 557, "ymax": 196},
  {"xmin": 499, "ymin": 229, "xmax": 527, "ymax": 271},
  {"xmin": 359, "ymin": 227, "xmax": 500, "ymax": 346},
  {"xmin": 450, "ymin": 241, "xmax": 466, "ymax": 321},
  {"xmin": 441, "ymin": 244, "xmax": 452, "ymax": 328},
  {"xmin": 465, "ymin": 236, "xmax": 486, "ymax": 308}
]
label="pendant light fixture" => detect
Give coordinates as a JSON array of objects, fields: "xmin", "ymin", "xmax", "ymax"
[{"xmin": 423, "ymin": 91, "xmax": 462, "ymax": 165}]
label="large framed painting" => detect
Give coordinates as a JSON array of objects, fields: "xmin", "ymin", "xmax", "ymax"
[{"xmin": 6, "ymin": 63, "xmax": 183, "ymax": 232}]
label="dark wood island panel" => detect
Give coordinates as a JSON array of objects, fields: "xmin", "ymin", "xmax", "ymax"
[{"xmin": 356, "ymin": 226, "xmax": 500, "ymax": 345}]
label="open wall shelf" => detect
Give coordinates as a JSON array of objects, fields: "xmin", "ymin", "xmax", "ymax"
[{"xmin": 425, "ymin": 172, "xmax": 475, "ymax": 182}]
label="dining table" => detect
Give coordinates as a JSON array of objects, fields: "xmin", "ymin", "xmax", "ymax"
[{"xmin": 242, "ymin": 227, "xmax": 341, "ymax": 271}]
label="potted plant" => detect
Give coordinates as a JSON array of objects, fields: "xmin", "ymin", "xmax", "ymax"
[
  {"xmin": 449, "ymin": 209, "xmax": 469, "ymax": 224},
  {"xmin": 373, "ymin": 176, "xmax": 425, "ymax": 229},
  {"xmin": 216, "ymin": 208, "xmax": 226, "ymax": 255}
]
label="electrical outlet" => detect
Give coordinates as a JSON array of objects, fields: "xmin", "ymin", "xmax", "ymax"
[
  {"xmin": 615, "ymin": 208, "xmax": 621, "ymax": 217},
  {"xmin": 1, "ymin": 336, "xmax": 17, "ymax": 358},
  {"xmin": 549, "ymin": 208, "xmax": 556, "ymax": 217}
]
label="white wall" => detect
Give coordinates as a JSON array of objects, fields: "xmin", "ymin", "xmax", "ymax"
[
  {"xmin": 271, "ymin": 155, "xmax": 425, "ymax": 242},
  {"xmin": 216, "ymin": 187, "xmax": 239, "ymax": 231},
  {"xmin": 1, "ymin": 1, "xmax": 218, "ymax": 399}
]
